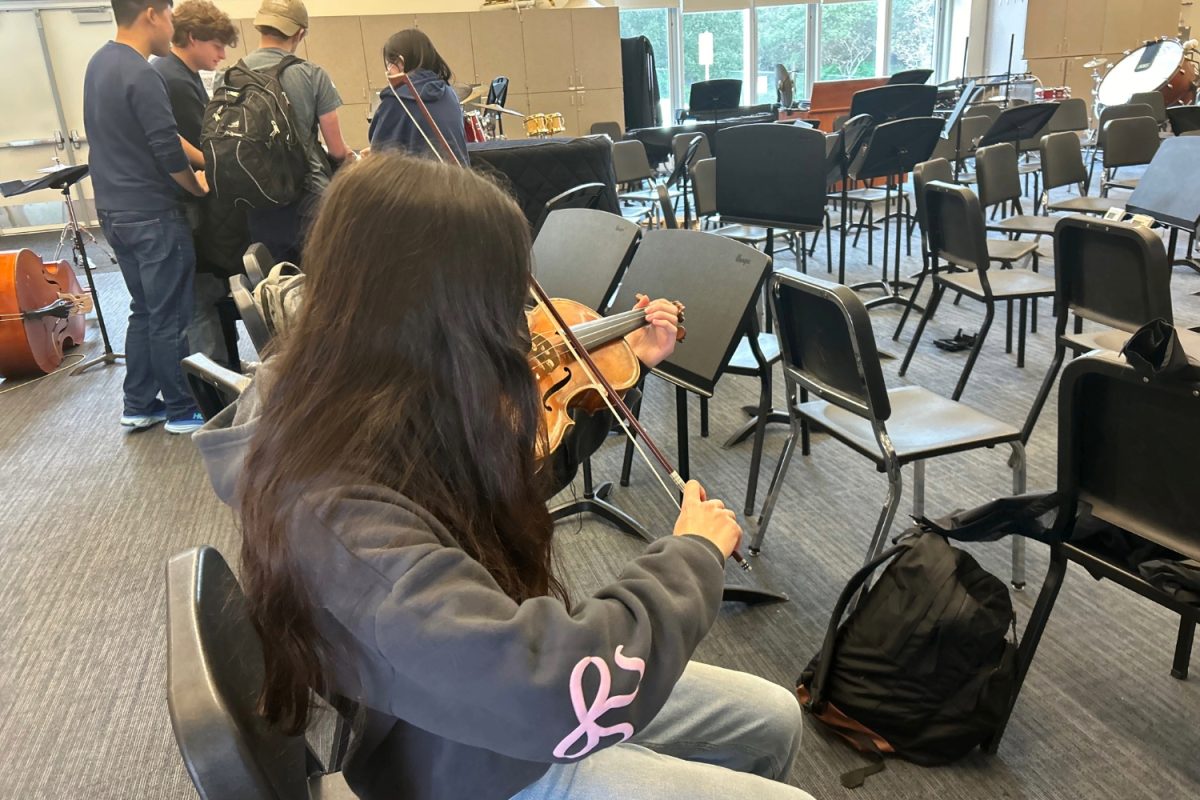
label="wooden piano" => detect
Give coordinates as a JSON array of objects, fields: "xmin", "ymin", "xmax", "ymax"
[{"xmin": 782, "ymin": 77, "xmax": 888, "ymax": 131}]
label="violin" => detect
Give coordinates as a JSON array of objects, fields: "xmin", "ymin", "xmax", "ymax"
[
  {"xmin": 0, "ymin": 249, "xmax": 90, "ymax": 379},
  {"xmin": 529, "ymin": 298, "xmax": 685, "ymax": 455}
]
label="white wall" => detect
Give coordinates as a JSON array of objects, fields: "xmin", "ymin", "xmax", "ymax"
[{"xmin": 984, "ymin": 0, "xmax": 1026, "ymax": 75}]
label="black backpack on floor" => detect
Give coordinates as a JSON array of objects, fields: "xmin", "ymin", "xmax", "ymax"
[
  {"xmin": 797, "ymin": 532, "xmax": 1018, "ymax": 788},
  {"xmin": 202, "ymin": 57, "xmax": 307, "ymax": 209}
]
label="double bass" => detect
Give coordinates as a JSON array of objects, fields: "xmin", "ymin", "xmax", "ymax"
[{"xmin": 0, "ymin": 249, "xmax": 90, "ymax": 379}]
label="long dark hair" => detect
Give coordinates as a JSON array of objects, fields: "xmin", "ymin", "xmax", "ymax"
[
  {"xmin": 239, "ymin": 154, "xmax": 563, "ymax": 734},
  {"xmin": 383, "ymin": 28, "xmax": 452, "ymax": 82}
]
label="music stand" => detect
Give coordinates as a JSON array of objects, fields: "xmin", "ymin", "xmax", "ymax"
[
  {"xmin": 610, "ymin": 229, "xmax": 787, "ymax": 604},
  {"xmin": 1126, "ymin": 137, "xmax": 1200, "ymax": 274},
  {"xmin": 847, "ymin": 117, "xmax": 945, "ymax": 311},
  {"xmin": 826, "ymin": 114, "xmax": 876, "ymax": 285},
  {"xmin": 888, "ymin": 68, "xmax": 934, "ymax": 86},
  {"xmin": 849, "ymin": 84, "xmax": 937, "ymax": 123},
  {"xmin": 688, "ymin": 79, "xmax": 743, "ymax": 121},
  {"xmin": 943, "ymin": 80, "xmax": 982, "ymax": 179},
  {"xmin": 977, "ymin": 102, "xmax": 1060, "ymax": 148},
  {"xmin": 0, "ymin": 164, "xmax": 124, "ymax": 374}
]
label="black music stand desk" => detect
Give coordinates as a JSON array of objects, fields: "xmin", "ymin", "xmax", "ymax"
[{"xmin": 1126, "ymin": 137, "xmax": 1200, "ymax": 275}]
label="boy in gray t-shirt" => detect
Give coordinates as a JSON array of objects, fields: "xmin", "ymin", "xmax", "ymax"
[{"xmin": 229, "ymin": 0, "xmax": 355, "ymax": 264}]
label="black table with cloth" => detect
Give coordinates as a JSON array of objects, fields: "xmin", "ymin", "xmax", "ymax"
[{"xmin": 468, "ymin": 136, "xmax": 619, "ymax": 227}]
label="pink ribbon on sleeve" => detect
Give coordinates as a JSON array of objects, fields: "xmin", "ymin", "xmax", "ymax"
[{"xmin": 552, "ymin": 645, "xmax": 646, "ymax": 760}]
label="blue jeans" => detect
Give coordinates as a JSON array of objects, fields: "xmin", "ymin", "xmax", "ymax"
[
  {"xmin": 100, "ymin": 208, "xmax": 196, "ymax": 418},
  {"xmin": 511, "ymin": 662, "xmax": 814, "ymax": 800},
  {"xmin": 246, "ymin": 192, "xmax": 318, "ymax": 266}
]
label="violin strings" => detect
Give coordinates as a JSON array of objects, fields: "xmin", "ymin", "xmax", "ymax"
[
  {"xmin": 530, "ymin": 291, "xmax": 682, "ymax": 511},
  {"xmin": 542, "ymin": 309, "xmax": 647, "ymax": 363}
]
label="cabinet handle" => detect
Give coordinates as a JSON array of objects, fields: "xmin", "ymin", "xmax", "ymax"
[{"xmin": 578, "ymin": 91, "xmax": 585, "ymax": 107}]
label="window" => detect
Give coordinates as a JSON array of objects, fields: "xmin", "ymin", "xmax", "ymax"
[
  {"xmin": 683, "ymin": 10, "xmax": 748, "ymax": 106},
  {"xmin": 819, "ymin": 1, "xmax": 878, "ymax": 81},
  {"xmin": 889, "ymin": 0, "xmax": 938, "ymax": 73},
  {"xmin": 619, "ymin": 8, "xmax": 674, "ymax": 123},
  {"xmin": 756, "ymin": 4, "xmax": 809, "ymax": 104}
]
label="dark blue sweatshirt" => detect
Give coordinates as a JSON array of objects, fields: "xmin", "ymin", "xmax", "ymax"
[
  {"xmin": 368, "ymin": 69, "xmax": 470, "ymax": 166},
  {"xmin": 83, "ymin": 41, "xmax": 188, "ymax": 212}
]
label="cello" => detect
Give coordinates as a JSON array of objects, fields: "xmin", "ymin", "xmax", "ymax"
[{"xmin": 0, "ymin": 249, "xmax": 90, "ymax": 379}]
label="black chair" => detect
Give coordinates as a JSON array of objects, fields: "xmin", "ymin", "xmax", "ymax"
[
  {"xmin": 1087, "ymin": 102, "xmax": 1155, "ymax": 189},
  {"xmin": 167, "ymin": 546, "xmax": 356, "ymax": 799},
  {"xmin": 887, "ymin": 68, "xmax": 933, "ymax": 85},
  {"xmin": 899, "ymin": 181, "xmax": 1055, "ymax": 398},
  {"xmin": 1038, "ymin": 131, "xmax": 1126, "ymax": 216},
  {"xmin": 893, "ymin": 158, "xmax": 1042, "ymax": 341},
  {"xmin": 690, "ymin": 156, "xmax": 719, "ymax": 230},
  {"xmin": 1099, "ymin": 116, "xmax": 1160, "ymax": 196},
  {"xmin": 229, "ymin": 273, "xmax": 272, "ymax": 355},
  {"xmin": 611, "ymin": 230, "xmax": 775, "ymax": 517},
  {"xmin": 590, "ymin": 121, "xmax": 622, "ymax": 139},
  {"xmin": 1021, "ymin": 216, "xmax": 1177, "ymax": 442},
  {"xmin": 1129, "ymin": 91, "xmax": 1168, "ymax": 128},
  {"xmin": 243, "ymin": 242, "xmax": 273, "ymax": 289},
  {"xmin": 755, "ymin": 271, "xmax": 1027, "ymax": 585},
  {"xmin": 993, "ymin": 352, "xmax": 1200, "ymax": 749},
  {"xmin": 1166, "ymin": 104, "xmax": 1200, "ymax": 136},
  {"xmin": 975, "ymin": 142, "xmax": 1058, "ymax": 237},
  {"xmin": 533, "ymin": 183, "xmax": 610, "ymax": 238},
  {"xmin": 182, "ymin": 353, "xmax": 251, "ymax": 421}
]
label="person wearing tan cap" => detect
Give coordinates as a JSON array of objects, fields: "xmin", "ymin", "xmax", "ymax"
[{"xmin": 222, "ymin": 0, "xmax": 353, "ymax": 265}]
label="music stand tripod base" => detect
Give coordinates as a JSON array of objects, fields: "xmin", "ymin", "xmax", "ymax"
[
  {"xmin": 550, "ymin": 459, "xmax": 655, "ymax": 544},
  {"xmin": 71, "ymin": 349, "xmax": 125, "ymax": 375}
]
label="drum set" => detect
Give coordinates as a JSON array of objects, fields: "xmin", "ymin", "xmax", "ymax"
[
  {"xmin": 1090, "ymin": 37, "xmax": 1200, "ymax": 114},
  {"xmin": 458, "ymin": 83, "xmax": 566, "ymax": 143}
]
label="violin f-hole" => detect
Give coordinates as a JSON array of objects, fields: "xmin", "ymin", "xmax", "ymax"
[{"xmin": 542, "ymin": 367, "xmax": 573, "ymax": 411}]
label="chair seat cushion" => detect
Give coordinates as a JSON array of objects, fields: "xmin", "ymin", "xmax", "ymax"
[
  {"xmin": 940, "ymin": 268, "xmax": 1055, "ymax": 299},
  {"xmin": 987, "ymin": 214, "xmax": 1059, "ymax": 236},
  {"xmin": 1046, "ymin": 196, "xmax": 1126, "ymax": 215},
  {"xmin": 714, "ymin": 224, "xmax": 771, "ymax": 244},
  {"xmin": 1065, "ymin": 325, "xmax": 1200, "ymax": 355},
  {"xmin": 726, "ymin": 332, "xmax": 781, "ymax": 374},
  {"xmin": 1103, "ymin": 176, "xmax": 1139, "ymax": 191},
  {"xmin": 984, "ymin": 238, "xmax": 1039, "ymax": 263},
  {"xmin": 619, "ymin": 186, "xmax": 682, "ymax": 203},
  {"xmin": 798, "ymin": 385, "xmax": 1019, "ymax": 465}
]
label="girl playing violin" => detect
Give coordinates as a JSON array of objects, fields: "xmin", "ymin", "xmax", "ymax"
[{"xmin": 195, "ymin": 154, "xmax": 812, "ymax": 800}]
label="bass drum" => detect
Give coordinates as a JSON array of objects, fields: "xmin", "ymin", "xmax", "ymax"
[{"xmin": 1097, "ymin": 38, "xmax": 1197, "ymax": 108}]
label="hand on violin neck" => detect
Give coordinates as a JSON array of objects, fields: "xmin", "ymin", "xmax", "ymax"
[{"xmin": 625, "ymin": 294, "xmax": 679, "ymax": 369}]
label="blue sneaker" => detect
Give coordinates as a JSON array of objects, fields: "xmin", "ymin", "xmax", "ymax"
[
  {"xmin": 164, "ymin": 410, "xmax": 206, "ymax": 435},
  {"xmin": 120, "ymin": 400, "xmax": 168, "ymax": 429}
]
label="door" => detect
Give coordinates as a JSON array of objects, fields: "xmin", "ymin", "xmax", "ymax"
[
  {"xmin": 414, "ymin": 13, "xmax": 477, "ymax": 86},
  {"xmin": 575, "ymin": 88, "xmax": 625, "ymax": 137},
  {"xmin": 521, "ymin": 9, "xmax": 576, "ymax": 94},
  {"xmin": 1024, "ymin": 0, "xmax": 1068, "ymax": 59},
  {"xmin": 362, "ymin": 16, "xmax": 417, "ymax": 94},
  {"xmin": 571, "ymin": 8, "xmax": 623, "ymax": 91},
  {"xmin": 527, "ymin": 91, "xmax": 579, "ymax": 137},
  {"xmin": 471, "ymin": 11, "xmax": 529, "ymax": 97},
  {"xmin": 1062, "ymin": 0, "xmax": 1105, "ymax": 56},
  {"xmin": 305, "ymin": 17, "xmax": 371, "ymax": 108}
]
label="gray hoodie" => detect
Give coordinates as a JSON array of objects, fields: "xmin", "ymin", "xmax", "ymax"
[{"xmin": 194, "ymin": 371, "xmax": 727, "ymax": 800}]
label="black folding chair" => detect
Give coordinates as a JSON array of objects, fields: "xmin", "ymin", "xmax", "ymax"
[
  {"xmin": 167, "ymin": 546, "xmax": 357, "ymax": 799},
  {"xmin": 182, "ymin": 353, "xmax": 251, "ymax": 421}
]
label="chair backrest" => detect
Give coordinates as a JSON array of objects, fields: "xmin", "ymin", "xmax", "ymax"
[
  {"xmin": 973, "ymin": 142, "xmax": 1024, "ymax": 207},
  {"xmin": 1051, "ymin": 215, "xmax": 1173, "ymax": 332},
  {"xmin": 590, "ymin": 121, "xmax": 622, "ymax": 139},
  {"xmin": 1129, "ymin": 91, "xmax": 1167, "ymax": 125},
  {"xmin": 964, "ymin": 102, "xmax": 1002, "ymax": 126},
  {"xmin": 1166, "ymin": 104, "xmax": 1200, "ymax": 135},
  {"xmin": 243, "ymin": 243, "xmax": 273, "ymax": 289},
  {"xmin": 1058, "ymin": 353, "xmax": 1200, "ymax": 560},
  {"xmin": 229, "ymin": 274, "xmax": 272, "ymax": 354},
  {"xmin": 611, "ymin": 139, "xmax": 654, "ymax": 184},
  {"xmin": 715, "ymin": 123, "xmax": 827, "ymax": 228},
  {"xmin": 887, "ymin": 68, "xmax": 933, "ymax": 86},
  {"xmin": 609, "ymin": 229, "xmax": 770, "ymax": 394},
  {"xmin": 692, "ymin": 156, "xmax": 717, "ymax": 218},
  {"xmin": 672, "ymin": 132, "xmax": 712, "ymax": 169},
  {"xmin": 167, "ymin": 546, "xmax": 309, "ymax": 800},
  {"xmin": 924, "ymin": 181, "xmax": 991, "ymax": 277},
  {"xmin": 1048, "ymin": 97, "xmax": 1089, "ymax": 133},
  {"xmin": 532, "ymin": 208, "xmax": 641, "ymax": 312},
  {"xmin": 535, "ymin": 182, "xmax": 609, "ymax": 238},
  {"xmin": 770, "ymin": 270, "xmax": 890, "ymax": 422},
  {"xmin": 1096, "ymin": 103, "xmax": 1154, "ymax": 149},
  {"xmin": 913, "ymin": 157, "xmax": 954, "ymax": 232},
  {"xmin": 1040, "ymin": 130, "xmax": 1088, "ymax": 192},
  {"xmin": 1102, "ymin": 116, "xmax": 1161, "ymax": 169},
  {"xmin": 487, "ymin": 76, "xmax": 509, "ymax": 107},
  {"xmin": 182, "ymin": 353, "xmax": 250, "ymax": 421}
]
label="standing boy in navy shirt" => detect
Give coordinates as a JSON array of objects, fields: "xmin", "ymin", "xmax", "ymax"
[{"xmin": 83, "ymin": 0, "xmax": 208, "ymax": 434}]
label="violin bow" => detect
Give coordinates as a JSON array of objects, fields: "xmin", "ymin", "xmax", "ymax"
[{"xmin": 393, "ymin": 75, "xmax": 751, "ymax": 571}]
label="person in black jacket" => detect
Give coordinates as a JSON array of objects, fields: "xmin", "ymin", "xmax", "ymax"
[
  {"xmin": 369, "ymin": 29, "xmax": 469, "ymax": 165},
  {"xmin": 195, "ymin": 155, "xmax": 811, "ymax": 800},
  {"xmin": 154, "ymin": 0, "xmax": 246, "ymax": 367}
]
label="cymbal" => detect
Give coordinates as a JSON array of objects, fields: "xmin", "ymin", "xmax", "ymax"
[
  {"xmin": 469, "ymin": 102, "xmax": 525, "ymax": 118},
  {"xmin": 454, "ymin": 83, "xmax": 485, "ymax": 105},
  {"xmin": 1082, "ymin": 57, "xmax": 1108, "ymax": 69}
]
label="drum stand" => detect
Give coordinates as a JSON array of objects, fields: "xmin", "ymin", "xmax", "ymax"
[{"xmin": 60, "ymin": 185, "xmax": 124, "ymax": 375}]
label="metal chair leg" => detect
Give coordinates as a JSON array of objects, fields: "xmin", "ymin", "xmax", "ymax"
[
  {"xmin": 857, "ymin": 461, "xmax": 903, "ymax": 605},
  {"xmin": 1021, "ymin": 345, "xmax": 1066, "ymax": 444},
  {"xmin": 700, "ymin": 396, "xmax": 709, "ymax": 438},
  {"xmin": 1017, "ymin": 299, "xmax": 1028, "ymax": 368},
  {"xmin": 1009, "ymin": 441, "xmax": 1028, "ymax": 589},
  {"xmin": 1172, "ymin": 618, "xmax": 1195, "ymax": 680},
  {"xmin": 912, "ymin": 460, "xmax": 925, "ymax": 519},
  {"xmin": 899, "ymin": 282, "xmax": 944, "ymax": 376},
  {"xmin": 1006, "ymin": 299, "xmax": 1014, "ymax": 354},
  {"xmin": 951, "ymin": 298, "xmax": 994, "ymax": 401},
  {"xmin": 743, "ymin": 367, "xmax": 773, "ymax": 516}
]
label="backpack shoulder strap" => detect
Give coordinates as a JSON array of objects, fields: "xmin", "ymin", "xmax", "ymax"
[
  {"xmin": 269, "ymin": 54, "xmax": 305, "ymax": 81},
  {"xmin": 806, "ymin": 538, "xmax": 915, "ymax": 709}
]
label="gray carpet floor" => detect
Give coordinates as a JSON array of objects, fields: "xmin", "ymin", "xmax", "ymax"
[{"xmin": 1, "ymin": 189, "xmax": 1198, "ymax": 799}]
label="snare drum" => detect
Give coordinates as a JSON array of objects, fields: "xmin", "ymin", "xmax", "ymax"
[
  {"xmin": 546, "ymin": 112, "xmax": 566, "ymax": 135},
  {"xmin": 524, "ymin": 113, "xmax": 549, "ymax": 137},
  {"xmin": 1097, "ymin": 38, "xmax": 1198, "ymax": 108}
]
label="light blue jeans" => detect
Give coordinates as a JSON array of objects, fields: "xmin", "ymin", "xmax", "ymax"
[{"xmin": 511, "ymin": 662, "xmax": 815, "ymax": 800}]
